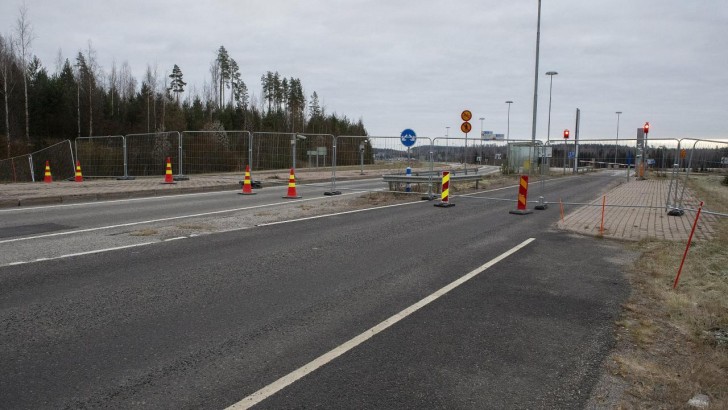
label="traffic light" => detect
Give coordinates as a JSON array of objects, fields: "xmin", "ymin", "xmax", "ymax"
[
  {"xmin": 563, "ymin": 129, "xmax": 570, "ymax": 139},
  {"xmin": 643, "ymin": 122, "xmax": 650, "ymax": 134}
]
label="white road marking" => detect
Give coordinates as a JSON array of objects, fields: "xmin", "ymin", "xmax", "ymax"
[
  {"xmin": 0, "ymin": 198, "xmax": 422, "ymax": 267},
  {"xmin": 227, "ymin": 237, "xmax": 536, "ymax": 410},
  {"xmin": 1, "ymin": 242, "xmax": 156, "ymax": 267},
  {"xmin": 0, "ymin": 192, "xmax": 366, "ymax": 245},
  {"xmin": 0, "ymin": 179, "xmax": 384, "ymax": 213},
  {"xmin": 256, "ymin": 201, "xmax": 422, "ymax": 227}
]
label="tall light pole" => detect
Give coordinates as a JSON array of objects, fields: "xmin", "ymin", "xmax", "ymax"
[
  {"xmin": 479, "ymin": 117, "xmax": 484, "ymax": 165},
  {"xmin": 545, "ymin": 71, "xmax": 558, "ymax": 143},
  {"xmin": 531, "ymin": 0, "xmax": 542, "ymax": 143},
  {"xmin": 505, "ymin": 101, "xmax": 513, "ymax": 142},
  {"xmin": 445, "ymin": 126, "xmax": 450, "ymax": 163},
  {"xmin": 614, "ymin": 111, "xmax": 622, "ymax": 165}
]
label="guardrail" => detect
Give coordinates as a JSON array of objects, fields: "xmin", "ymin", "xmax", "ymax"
[{"xmin": 382, "ymin": 172, "xmax": 483, "ymax": 192}]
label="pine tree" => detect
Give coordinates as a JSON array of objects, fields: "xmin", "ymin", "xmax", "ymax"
[
  {"xmin": 168, "ymin": 64, "xmax": 186, "ymax": 104},
  {"xmin": 216, "ymin": 46, "xmax": 230, "ymax": 107}
]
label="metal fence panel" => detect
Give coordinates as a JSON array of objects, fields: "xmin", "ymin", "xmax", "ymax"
[
  {"xmin": 182, "ymin": 131, "xmax": 250, "ymax": 174},
  {"xmin": 75, "ymin": 136, "xmax": 125, "ymax": 178},
  {"xmin": 0, "ymin": 154, "xmax": 33, "ymax": 183},
  {"xmin": 251, "ymin": 132, "xmax": 335, "ymax": 172},
  {"xmin": 124, "ymin": 132, "xmax": 181, "ymax": 177},
  {"xmin": 338, "ymin": 135, "xmax": 432, "ymax": 175},
  {"xmin": 32, "ymin": 140, "xmax": 75, "ymax": 182}
]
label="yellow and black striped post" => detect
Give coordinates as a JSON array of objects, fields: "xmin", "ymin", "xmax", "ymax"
[{"xmin": 434, "ymin": 171, "xmax": 455, "ymax": 208}]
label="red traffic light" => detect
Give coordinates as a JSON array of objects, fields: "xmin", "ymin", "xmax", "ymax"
[
  {"xmin": 563, "ymin": 129, "xmax": 570, "ymax": 139},
  {"xmin": 643, "ymin": 122, "xmax": 650, "ymax": 134}
]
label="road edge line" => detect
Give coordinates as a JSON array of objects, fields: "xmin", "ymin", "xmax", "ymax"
[{"xmin": 226, "ymin": 237, "xmax": 536, "ymax": 410}]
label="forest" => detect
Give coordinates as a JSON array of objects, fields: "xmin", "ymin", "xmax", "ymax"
[{"xmin": 0, "ymin": 7, "xmax": 368, "ymax": 160}]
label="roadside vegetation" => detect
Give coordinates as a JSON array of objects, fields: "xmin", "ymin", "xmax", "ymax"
[{"xmin": 610, "ymin": 173, "xmax": 728, "ymax": 408}]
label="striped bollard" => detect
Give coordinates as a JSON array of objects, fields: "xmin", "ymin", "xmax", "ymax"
[
  {"xmin": 434, "ymin": 171, "xmax": 455, "ymax": 208},
  {"xmin": 509, "ymin": 175, "xmax": 532, "ymax": 215}
]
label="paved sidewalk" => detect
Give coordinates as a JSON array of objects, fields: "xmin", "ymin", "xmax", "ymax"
[{"xmin": 557, "ymin": 178, "xmax": 717, "ymax": 242}]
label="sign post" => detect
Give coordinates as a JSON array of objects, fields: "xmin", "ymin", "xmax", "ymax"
[
  {"xmin": 400, "ymin": 128, "xmax": 417, "ymax": 165},
  {"xmin": 461, "ymin": 110, "xmax": 472, "ymax": 174}
]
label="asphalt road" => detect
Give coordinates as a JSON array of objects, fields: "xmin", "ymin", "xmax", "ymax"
[{"xmin": 0, "ymin": 171, "xmax": 633, "ymax": 409}]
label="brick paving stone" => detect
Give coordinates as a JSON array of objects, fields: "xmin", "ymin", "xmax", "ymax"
[{"xmin": 557, "ymin": 178, "xmax": 715, "ymax": 242}]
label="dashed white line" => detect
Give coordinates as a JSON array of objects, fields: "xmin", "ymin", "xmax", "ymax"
[{"xmin": 226, "ymin": 238, "xmax": 536, "ymax": 410}]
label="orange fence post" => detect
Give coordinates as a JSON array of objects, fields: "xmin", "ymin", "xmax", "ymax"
[{"xmin": 600, "ymin": 195, "xmax": 606, "ymax": 235}]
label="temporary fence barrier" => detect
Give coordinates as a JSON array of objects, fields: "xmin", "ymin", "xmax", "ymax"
[
  {"xmin": 333, "ymin": 135, "xmax": 433, "ymax": 194},
  {"xmin": 0, "ymin": 154, "xmax": 33, "ymax": 183},
  {"xmin": 33, "ymin": 140, "xmax": 75, "ymax": 182},
  {"xmin": 251, "ymin": 132, "xmax": 335, "ymax": 172},
  {"xmin": 75, "ymin": 135, "xmax": 126, "ymax": 178},
  {"xmin": 124, "ymin": 132, "xmax": 182, "ymax": 178},
  {"xmin": 182, "ymin": 131, "xmax": 250, "ymax": 175},
  {"xmin": 668, "ymin": 138, "xmax": 728, "ymax": 215}
]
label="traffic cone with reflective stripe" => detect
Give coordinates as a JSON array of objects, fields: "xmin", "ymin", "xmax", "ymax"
[
  {"xmin": 43, "ymin": 161, "xmax": 52, "ymax": 183},
  {"xmin": 282, "ymin": 168, "xmax": 301, "ymax": 199},
  {"xmin": 238, "ymin": 165, "xmax": 256, "ymax": 195},
  {"xmin": 74, "ymin": 160, "xmax": 83, "ymax": 182},
  {"xmin": 162, "ymin": 157, "xmax": 176, "ymax": 184}
]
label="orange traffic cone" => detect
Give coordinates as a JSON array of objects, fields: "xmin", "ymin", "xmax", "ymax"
[
  {"xmin": 74, "ymin": 160, "xmax": 83, "ymax": 182},
  {"xmin": 43, "ymin": 160, "xmax": 52, "ymax": 183},
  {"xmin": 282, "ymin": 168, "xmax": 301, "ymax": 199},
  {"xmin": 238, "ymin": 165, "xmax": 256, "ymax": 195},
  {"xmin": 162, "ymin": 157, "xmax": 176, "ymax": 184}
]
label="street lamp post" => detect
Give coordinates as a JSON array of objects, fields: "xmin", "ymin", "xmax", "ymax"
[
  {"xmin": 531, "ymin": 0, "xmax": 542, "ymax": 143},
  {"xmin": 545, "ymin": 71, "xmax": 558, "ymax": 143},
  {"xmin": 479, "ymin": 117, "xmax": 484, "ymax": 165},
  {"xmin": 614, "ymin": 111, "xmax": 622, "ymax": 165},
  {"xmin": 445, "ymin": 126, "xmax": 450, "ymax": 163},
  {"xmin": 505, "ymin": 101, "xmax": 513, "ymax": 142}
]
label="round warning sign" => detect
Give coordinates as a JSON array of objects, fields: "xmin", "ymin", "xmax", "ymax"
[
  {"xmin": 461, "ymin": 110, "xmax": 472, "ymax": 122},
  {"xmin": 461, "ymin": 122, "xmax": 472, "ymax": 134}
]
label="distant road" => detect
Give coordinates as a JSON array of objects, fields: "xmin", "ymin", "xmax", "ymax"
[{"xmin": 0, "ymin": 171, "xmax": 631, "ymax": 408}]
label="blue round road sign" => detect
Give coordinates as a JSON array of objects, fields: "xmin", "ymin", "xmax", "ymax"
[{"xmin": 400, "ymin": 129, "xmax": 417, "ymax": 147}]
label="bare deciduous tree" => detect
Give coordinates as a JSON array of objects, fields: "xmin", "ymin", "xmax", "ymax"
[
  {"xmin": 0, "ymin": 34, "xmax": 17, "ymax": 157},
  {"xmin": 14, "ymin": 3, "xmax": 34, "ymax": 145}
]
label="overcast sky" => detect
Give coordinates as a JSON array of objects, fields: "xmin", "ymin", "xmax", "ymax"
[{"xmin": 1, "ymin": 0, "xmax": 726, "ymax": 142}]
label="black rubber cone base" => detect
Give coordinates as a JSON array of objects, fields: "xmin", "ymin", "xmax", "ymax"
[
  {"xmin": 434, "ymin": 202, "xmax": 455, "ymax": 208},
  {"xmin": 509, "ymin": 209, "xmax": 533, "ymax": 215},
  {"xmin": 668, "ymin": 208, "xmax": 685, "ymax": 216},
  {"xmin": 534, "ymin": 204, "xmax": 548, "ymax": 210},
  {"xmin": 324, "ymin": 191, "xmax": 342, "ymax": 196}
]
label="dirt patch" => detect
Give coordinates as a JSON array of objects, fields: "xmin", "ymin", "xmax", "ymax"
[{"xmin": 596, "ymin": 175, "xmax": 728, "ymax": 408}]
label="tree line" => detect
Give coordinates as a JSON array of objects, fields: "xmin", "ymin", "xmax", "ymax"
[{"xmin": 0, "ymin": 5, "xmax": 367, "ymax": 159}]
